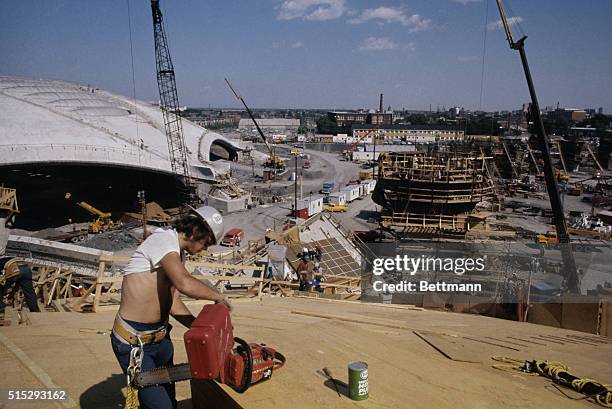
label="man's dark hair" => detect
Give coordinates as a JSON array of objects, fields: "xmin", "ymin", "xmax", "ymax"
[{"xmin": 174, "ymin": 214, "xmax": 213, "ymax": 243}]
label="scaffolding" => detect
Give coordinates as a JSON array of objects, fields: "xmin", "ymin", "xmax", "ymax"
[{"xmin": 373, "ymin": 152, "xmax": 496, "ymax": 236}]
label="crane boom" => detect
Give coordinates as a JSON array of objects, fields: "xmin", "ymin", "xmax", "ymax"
[
  {"xmin": 151, "ymin": 0, "xmax": 197, "ymax": 206},
  {"xmin": 495, "ymin": 0, "xmax": 580, "ymax": 293},
  {"xmin": 224, "ymin": 78, "xmax": 274, "ymax": 156}
]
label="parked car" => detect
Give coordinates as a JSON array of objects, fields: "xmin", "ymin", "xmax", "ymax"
[
  {"xmin": 302, "ymin": 160, "xmax": 311, "ymax": 169},
  {"xmin": 220, "ymin": 228, "xmax": 244, "ymax": 247},
  {"xmin": 324, "ymin": 204, "xmax": 348, "ymax": 212}
]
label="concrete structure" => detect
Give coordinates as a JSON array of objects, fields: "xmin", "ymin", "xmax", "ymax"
[
  {"xmin": 238, "ymin": 118, "xmax": 300, "ymax": 136},
  {"xmin": 0, "ymin": 76, "xmax": 245, "ymax": 227},
  {"xmin": 353, "ymin": 124, "xmax": 464, "ymax": 142},
  {"xmin": 0, "ymin": 76, "xmax": 242, "ymax": 179},
  {"xmin": 6, "ymin": 234, "xmax": 112, "ymax": 277}
]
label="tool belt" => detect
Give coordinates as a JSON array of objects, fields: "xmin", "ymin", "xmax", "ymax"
[
  {"xmin": 0, "ymin": 257, "xmax": 22, "ymax": 286},
  {"xmin": 112, "ymin": 315, "xmax": 168, "ymax": 346}
]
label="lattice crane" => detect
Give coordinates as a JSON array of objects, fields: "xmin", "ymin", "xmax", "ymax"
[{"xmin": 151, "ymin": 0, "xmax": 197, "ymax": 207}]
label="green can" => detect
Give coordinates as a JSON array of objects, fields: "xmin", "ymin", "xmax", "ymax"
[{"xmin": 348, "ymin": 361, "xmax": 369, "ymax": 401}]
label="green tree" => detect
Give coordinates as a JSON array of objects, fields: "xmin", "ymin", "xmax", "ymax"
[{"xmin": 316, "ymin": 116, "xmax": 338, "ymax": 134}]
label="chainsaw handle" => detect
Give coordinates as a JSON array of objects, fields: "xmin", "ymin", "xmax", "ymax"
[
  {"xmin": 273, "ymin": 351, "xmax": 286, "ymax": 371},
  {"xmin": 232, "ymin": 337, "xmax": 252, "ymax": 393}
]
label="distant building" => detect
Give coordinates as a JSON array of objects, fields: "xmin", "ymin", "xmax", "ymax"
[
  {"xmin": 327, "ymin": 111, "xmax": 393, "ymax": 130},
  {"xmin": 549, "ymin": 108, "xmax": 587, "ymax": 123},
  {"xmin": 315, "ymin": 135, "xmax": 335, "ymax": 143},
  {"xmin": 238, "ymin": 118, "xmax": 300, "ymax": 135},
  {"xmin": 352, "ymin": 124, "xmax": 464, "ymax": 143},
  {"xmin": 327, "ymin": 111, "xmax": 368, "ymax": 128},
  {"xmin": 352, "ymin": 144, "xmax": 416, "ymax": 161}
]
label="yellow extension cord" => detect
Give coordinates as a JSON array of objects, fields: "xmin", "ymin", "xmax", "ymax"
[{"xmin": 492, "ymin": 356, "xmax": 612, "ymax": 408}]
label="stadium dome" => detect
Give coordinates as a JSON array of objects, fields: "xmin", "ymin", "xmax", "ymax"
[{"xmin": 0, "ymin": 76, "xmax": 242, "ymax": 229}]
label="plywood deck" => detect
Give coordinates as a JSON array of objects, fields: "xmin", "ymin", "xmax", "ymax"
[{"xmin": 2, "ymin": 297, "xmax": 611, "ymax": 408}]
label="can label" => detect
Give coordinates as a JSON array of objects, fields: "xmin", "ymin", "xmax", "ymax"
[{"xmin": 348, "ymin": 362, "xmax": 369, "ymax": 401}]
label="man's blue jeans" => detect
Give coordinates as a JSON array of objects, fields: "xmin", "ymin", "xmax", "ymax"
[{"xmin": 110, "ymin": 319, "xmax": 177, "ymax": 409}]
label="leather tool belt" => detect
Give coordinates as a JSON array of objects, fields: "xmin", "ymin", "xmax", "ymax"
[{"xmin": 112, "ymin": 314, "xmax": 168, "ymax": 346}]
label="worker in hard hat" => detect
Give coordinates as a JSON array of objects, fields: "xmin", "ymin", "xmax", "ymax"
[
  {"xmin": 111, "ymin": 206, "xmax": 230, "ymax": 409},
  {"xmin": 1, "ymin": 214, "xmax": 40, "ymax": 325}
]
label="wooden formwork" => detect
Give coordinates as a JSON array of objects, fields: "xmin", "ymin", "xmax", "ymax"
[
  {"xmin": 0, "ymin": 185, "xmax": 19, "ymax": 220},
  {"xmin": 69, "ymin": 255, "xmax": 268, "ymax": 312}
]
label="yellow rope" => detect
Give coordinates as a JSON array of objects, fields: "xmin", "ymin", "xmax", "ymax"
[
  {"xmin": 125, "ymin": 385, "xmax": 139, "ymax": 409},
  {"xmin": 491, "ymin": 356, "xmax": 612, "ymax": 408}
]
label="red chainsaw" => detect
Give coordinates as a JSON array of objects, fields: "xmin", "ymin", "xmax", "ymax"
[{"xmin": 135, "ymin": 304, "xmax": 286, "ymax": 392}]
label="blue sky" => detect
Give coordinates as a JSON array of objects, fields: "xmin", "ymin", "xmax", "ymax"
[{"xmin": 1, "ymin": 1, "xmax": 611, "ymax": 112}]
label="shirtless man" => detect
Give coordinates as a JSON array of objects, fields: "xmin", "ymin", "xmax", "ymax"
[{"xmin": 110, "ymin": 206, "xmax": 230, "ymax": 409}]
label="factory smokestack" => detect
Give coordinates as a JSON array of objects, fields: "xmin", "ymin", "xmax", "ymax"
[{"xmin": 379, "ymin": 93, "xmax": 384, "ymax": 113}]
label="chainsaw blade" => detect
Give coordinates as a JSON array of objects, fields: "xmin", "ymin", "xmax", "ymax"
[{"xmin": 135, "ymin": 363, "xmax": 192, "ymax": 387}]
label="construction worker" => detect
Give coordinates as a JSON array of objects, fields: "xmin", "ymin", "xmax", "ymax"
[
  {"xmin": 0, "ymin": 215, "xmax": 40, "ymax": 322},
  {"xmin": 111, "ymin": 206, "xmax": 231, "ymax": 409}
]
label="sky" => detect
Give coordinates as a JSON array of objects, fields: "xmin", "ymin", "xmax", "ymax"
[{"xmin": 1, "ymin": 0, "xmax": 611, "ymax": 113}]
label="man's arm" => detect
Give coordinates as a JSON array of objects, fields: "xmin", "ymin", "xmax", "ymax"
[
  {"xmin": 160, "ymin": 252, "xmax": 233, "ymax": 311},
  {"xmin": 170, "ymin": 288, "xmax": 196, "ymax": 328}
]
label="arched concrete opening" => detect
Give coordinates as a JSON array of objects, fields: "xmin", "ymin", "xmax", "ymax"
[{"xmin": 209, "ymin": 139, "xmax": 239, "ymax": 162}]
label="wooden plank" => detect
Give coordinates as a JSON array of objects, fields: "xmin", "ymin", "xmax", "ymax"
[
  {"xmin": 190, "ymin": 379, "xmax": 243, "ymax": 409},
  {"xmin": 195, "ymin": 275, "xmax": 264, "ymax": 282},
  {"xmin": 561, "ymin": 301, "xmax": 600, "ymax": 334},
  {"xmin": 413, "ymin": 331, "xmax": 481, "ymax": 363},
  {"xmin": 598, "ymin": 302, "xmax": 612, "ymax": 338},
  {"xmin": 0, "ymin": 331, "xmax": 78, "ymax": 409},
  {"xmin": 68, "ymin": 282, "xmax": 97, "ymax": 312},
  {"xmin": 93, "ymin": 261, "xmax": 105, "ymax": 313},
  {"xmin": 186, "ymin": 261, "xmax": 264, "ymax": 271},
  {"xmin": 461, "ymin": 336, "xmax": 521, "ymax": 352}
]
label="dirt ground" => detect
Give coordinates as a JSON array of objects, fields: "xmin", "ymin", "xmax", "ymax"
[{"xmin": 1, "ymin": 297, "xmax": 611, "ymax": 409}]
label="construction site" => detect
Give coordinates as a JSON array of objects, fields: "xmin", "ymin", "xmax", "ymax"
[{"xmin": 1, "ymin": 1, "xmax": 612, "ymax": 408}]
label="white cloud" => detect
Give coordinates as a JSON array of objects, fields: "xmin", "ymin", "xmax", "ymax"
[
  {"xmin": 349, "ymin": 6, "xmax": 432, "ymax": 32},
  {"xmin": 487, "ymin": 16, "xmax": 523, "ymax": 31},
  {"xmin": 272, "ymin": 41, "xmax": 282, "ymax": 49},
  {"xmin": 277, "ymin": 0, "xmax": 346, "ymax": 21},
  {"xmin": 450, "ymin": 0, "xmax": 482, "ymax": 5},
  {"xmin": 404, "ymin": 42, "xmax": 416, "ymax": 52},
  {"xmin": 291, "ymin": 41, "xmax": 304, "ymax": 48},
  {"xmin": 359, "ymin": 37, "xmax": 397, "ymax": 51},
  {"xmin": 457, "ymin": 56, "xmax": 479, "ymax": 62}
]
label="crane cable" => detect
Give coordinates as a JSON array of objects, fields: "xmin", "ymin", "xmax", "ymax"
[
  {"xmin": 478, "ymin": 0, "xmax": 489, "ymax": 110},
  {"xmin": 492, "ymin": 356, "xmax": 612, "ymax": 407}
]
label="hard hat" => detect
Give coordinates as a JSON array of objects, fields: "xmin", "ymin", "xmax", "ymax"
[{"xmin": 189, "ymin": 206, "xmax": 224, "ymax": 245}]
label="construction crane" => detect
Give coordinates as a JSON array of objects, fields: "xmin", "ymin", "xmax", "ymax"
[
  {"xmin": 64, "ymin": 193, "xmax": 115, "ymax": 234},
  {"xmin": 496, "ymin": 0, "xmax": 580, "ymax": 293},
  {"xmin": 224, "ymin": 78, "xmax": 285, "ymax": 172},
  {"xmin": 150, "ymin": 0, "xmax": 197, "ymax": 208}
]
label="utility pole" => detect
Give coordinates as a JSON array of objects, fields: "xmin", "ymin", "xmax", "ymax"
[{"xmin": 294, "ymin": 154, "xmax": 298, "ymax": 217}]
